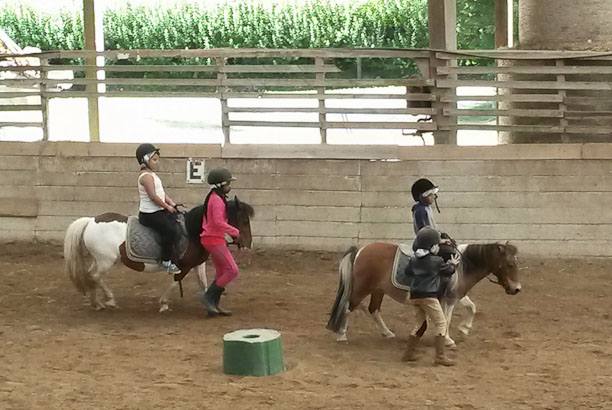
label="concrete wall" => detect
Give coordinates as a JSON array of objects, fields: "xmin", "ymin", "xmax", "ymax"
[
  {"xmin": 1, "ymin": 141, "xmax": 611, "ymax": 257},
  {"xmin": 519, "ymin": 0, "xmax": 612, "ymax": 50}
]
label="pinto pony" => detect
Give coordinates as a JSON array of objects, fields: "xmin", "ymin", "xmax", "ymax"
[
  {"xmin": 327, "ymin": 242, "xmax": 520, "ymax": 347},
  {"xmin": 63, "ymin": 199, "xmax": 254, "ymax": 312}
]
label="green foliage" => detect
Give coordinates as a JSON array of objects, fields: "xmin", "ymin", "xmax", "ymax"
[
  {"xmin": 457, "ymin": 0, "xmax": 495, "ymax": 51},
  {"xmin": 0, "ymin": 0, "xmax": 501, "ymax": 85},
  {"xmin": 0, "ymin": 5, "xmax": 83, "ymax": 50},
  {"xmin": 0, "ymin": 1, "xmax": 432, "ymax": 51}
]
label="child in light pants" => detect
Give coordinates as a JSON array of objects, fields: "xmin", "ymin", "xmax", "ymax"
[{"xmin": 403, "ymin": 227, "xmax": 459, "ymax": 366}]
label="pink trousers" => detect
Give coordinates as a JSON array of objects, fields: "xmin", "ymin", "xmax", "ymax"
[{"xmin": 203, "ymin": 243, "xmax": 239, "ymax": 288}]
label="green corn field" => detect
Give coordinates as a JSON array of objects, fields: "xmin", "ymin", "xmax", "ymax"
[{"xmin": 0, "ymin": 0, "xmax": 501, "ymax": 90}]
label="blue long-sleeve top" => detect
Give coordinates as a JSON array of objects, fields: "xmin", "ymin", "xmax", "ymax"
[{"xmin": 412, "ymin": 201, "xmax": 437, "ymax": 235}]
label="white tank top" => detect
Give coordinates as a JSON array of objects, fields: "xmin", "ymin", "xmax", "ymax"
[{"xmin": 138, "ymin": 172, "xmax": 166, "ymax": 213}]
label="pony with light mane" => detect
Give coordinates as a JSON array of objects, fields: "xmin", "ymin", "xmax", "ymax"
[
  {"xmin": 327, "ymin": 241, "xmax": 520, "ymax": 347},
  {"xmin": 63, "ymin": 198, "xmax": 254, "ymax": 312}
]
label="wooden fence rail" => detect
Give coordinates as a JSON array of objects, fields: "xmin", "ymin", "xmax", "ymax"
[{"xmin": 1, "ymin": 47, "xmax": 612, "ymax": 144}]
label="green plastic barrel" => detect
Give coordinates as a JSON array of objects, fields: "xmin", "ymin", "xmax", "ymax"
[{"xmin": 222, "ymin": 329, "xmax": 286, "ymax": 377}]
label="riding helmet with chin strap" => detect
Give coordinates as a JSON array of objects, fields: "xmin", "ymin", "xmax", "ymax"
[
  {"xmin": 413, "ymin": 227, "xmax": 442, "ymax": 252},
  {"xmin": 207, "ymin": 167, "xmax": 236, "ymax": 188},
  {"xmin": 136, "ymin": 143, "xmax": 160, "ymax": 168},
  {"xmin": 411, "ymin": 178, "xmax": 441, "ymax": 213},
  {"xmin": 411, "ymin": 178, "xmax": 438, "ymax": 201}
]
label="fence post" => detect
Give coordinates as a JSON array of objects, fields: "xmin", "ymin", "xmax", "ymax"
[
  {"xmin": 83, "ymin": 0, "xmax": 100, "ymax": 142},
  {"xmin": 216, "ymin": 57, "xmax": 230, "ymax": 145},
  {"xmin": 429, "ymin": 52, "xmax": 457, "ymax": 145},
  {"xmin": 40, "ymin": 57, "xmax": 50, "ymax": 141},
  {"xmin": 555, "ymin": 59, "xmax": 569, "ymax": 142},
  {"xmin": 315, "ymin": 57, "xmax": 327, "ymax": 144},
  {"xmin": 428, "ymin": 0, "xmax": 457, "ymax": 145}
]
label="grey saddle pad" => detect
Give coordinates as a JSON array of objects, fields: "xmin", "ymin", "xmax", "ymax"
[
  {"xmin": 391, "ymin": 243, "xmax": 414, "ymax": 291},
  {"xmin": 125, "ymin": 216, "xmax": 188, "ymax": 264}
]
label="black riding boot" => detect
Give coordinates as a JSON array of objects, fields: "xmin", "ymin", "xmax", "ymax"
[
  {"xmin": 214, "ymin": 286, "xmax": 232, "ymax": 316},
  {"xmin": 201, "ymin": 282, "xmax": 222, "ymax": 317}
]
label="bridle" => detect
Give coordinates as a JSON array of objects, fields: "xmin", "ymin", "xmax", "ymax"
[{"xmin": 451, "ymin": 242, "xmax": 502, "ymax": 285}]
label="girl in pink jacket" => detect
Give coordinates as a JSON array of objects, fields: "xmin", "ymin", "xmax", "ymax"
[{"xmin": 200, "ymin": 167, "xmax": 239, "ymax": 317}]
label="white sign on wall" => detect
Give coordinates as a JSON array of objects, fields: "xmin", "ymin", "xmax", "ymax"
[{"xmin": 186, "ymin": 158, "xmax": 206, "ymax": 184}]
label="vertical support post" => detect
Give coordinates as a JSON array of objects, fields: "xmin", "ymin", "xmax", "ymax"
[
  {"xmin": 495, "ymin": 1, "xmax": 513, "ymax": 142},
  {"xmin": 315, "ymin": 57, "xmax": 327, "ymax": 144},
  {"xmin": 494, "ymin": 0, "xmax": 508, "ymax": 135},
  {"xmin": 216, "ymin": 57, "xmax": 230, "ymax": 145},
  {"xmin": 428, "ymin": 0, "xmax": 457, "ymax": 145},
  {"xmin": 83, "ymin": 0, "xmax": 100, "ymax": 142},
  {"xmin": 556, "ymin": 59, "xmax": 568, "ymax": 143},
  {"xmin": 495, "ymin": 0, "xmax": 509, "ymax": 48},
  {"xmin": 507, "ymin": 0, "xmax": 514, "ymax": 48},
  {"xmin": 40, "ymin": 57, "xmax": 50, "ymax": 141}
]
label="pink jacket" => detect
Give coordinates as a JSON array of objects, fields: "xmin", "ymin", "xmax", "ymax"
[{"xmin": 200, "ymin": 192, "xmax": 239, "ymax": 245}]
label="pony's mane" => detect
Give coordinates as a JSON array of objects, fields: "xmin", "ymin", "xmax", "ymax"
[
  {"xmin": 184, "ymin": 200, "xmax": 255, "ymax": 241},
  {"xmin": 227, "ymin": 199, "xmax": 255, "ymax": 218},
  {"xmin": 463, "ymin": 242, "xmax": 518, "ymax": 267}
]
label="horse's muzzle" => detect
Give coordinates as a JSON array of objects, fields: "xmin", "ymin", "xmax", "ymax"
[{"xmin": 506, "ymin": 286, "xmax": 521, "ymax": 295}]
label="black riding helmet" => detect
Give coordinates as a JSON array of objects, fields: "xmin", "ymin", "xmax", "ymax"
[
  {"xmin": 411, "ymin": 178, "xmax": 441, "ymax": 213},
  {"xmin": 207, "ymin": 167, "xmax": 236, "ymax": 187},
  {"xmin": 413, "ymin": 227, "xmax": 442, "ymax": 251},
  {"xmin": 136, "ymin": 143, "xmax": 160, "ymax": 168},
  {"xmin": 411, "ymin": 178, "xmax": 438, "ymax": 201}
]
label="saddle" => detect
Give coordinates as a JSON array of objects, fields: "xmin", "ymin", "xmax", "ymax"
[
  {"xmin": 391, "ymin": 243, "xmax": 414, "ymax": 291},
  {"xmin": 125, "ymin": 215, "xmax": 188, "ymax": 264}
]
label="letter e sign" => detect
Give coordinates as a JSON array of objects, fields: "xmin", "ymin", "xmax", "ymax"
[{"xmin": 186, "ymin": 158, "xmax": 206, "ymax": 184}]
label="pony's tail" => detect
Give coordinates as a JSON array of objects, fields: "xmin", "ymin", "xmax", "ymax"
[
  {"xmin": 326, "ymin": 246, "xmax": 358, "ymax": 333},
  {"xmin": 64, "ymin": 217, "xmax": 96, "ymax": 295}
]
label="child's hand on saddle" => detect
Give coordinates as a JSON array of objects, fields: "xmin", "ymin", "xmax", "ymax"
[
  {"xmin": 449, "ymin": 253, "xmax": 460, "ymax": 266},
  {"xmin": 167, "ymin": 205, "xmax": 178, "ymax": 213}
]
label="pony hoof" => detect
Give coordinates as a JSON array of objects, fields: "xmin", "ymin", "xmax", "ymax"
[
  {"xmin": 458, "ymin": 326, "xmax": 471, "ymax": 336},
  {"xmin": 159, "ymin": 304, "xmax": 171, "ymax": 313},
  {"xmin": 105, "ymin": 300, "xmax": 118, "ymax": 308},
  {"xmin": 93, "ymin": 303, "xmax": 106, "ymax": 311},
  {"xmin": 336, "ymin": 335, "xmax": 348, "ymax": 343},
  {"xmin": 445, "ymin": 339, "xmax": 457, "ymax": 349},
  {"xmin": 382, "ymin": 331, "xmax": 396, "ymax": 339}
]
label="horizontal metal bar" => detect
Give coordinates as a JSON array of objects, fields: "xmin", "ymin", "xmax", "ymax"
[
  {"xmin": 0, "ymin": 121, "xmax": 43, "ymax": 127},
  {"xmin": 228, "ymin": 107, "xmax": 435, "ymax": 115},
  {"xmin": 0, "ymin": 105, "xmax": 43, "ymax": 111}
]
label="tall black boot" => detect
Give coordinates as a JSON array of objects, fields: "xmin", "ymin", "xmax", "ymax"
[
  {"xmin": 201, "ymin": 282, "xmax": 222, "ymax": 317},
  {"xmin": 214, "ymin": 286, "xmax": 232, "ymax": 316}
]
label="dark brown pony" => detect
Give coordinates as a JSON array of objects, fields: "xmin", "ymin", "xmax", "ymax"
[
  {"xmin": 64, "ymin": 198, "xmax": 254, "ymax": 312},
  {"xmin": 326, "ymin": 242, "xmax": 520, "ymax": 346}
]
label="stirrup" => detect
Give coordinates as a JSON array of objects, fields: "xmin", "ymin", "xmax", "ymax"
[{"xmin": 160, "ymin": 260, "xmax": 181, "ymax": 274}]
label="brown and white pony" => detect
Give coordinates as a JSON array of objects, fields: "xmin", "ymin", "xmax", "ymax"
[
  {"xmin": 327, "ymin": 242, "xmax": 520, "ymax": 347},
  {"xmin": 63, "ymin": 199, "xmax": 254, "ymax": 312}
]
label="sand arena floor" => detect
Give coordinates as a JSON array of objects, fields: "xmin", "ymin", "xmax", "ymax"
[{"xmin": 0, "ymin": 242, "xmax": 610, "ymax": 409}]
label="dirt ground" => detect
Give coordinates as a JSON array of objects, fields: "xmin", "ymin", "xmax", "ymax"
[{"xmin": 0, "ymin": 242, "xmax": 610, "ymax": 410}]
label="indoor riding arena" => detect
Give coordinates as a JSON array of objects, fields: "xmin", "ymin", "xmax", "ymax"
[{"xmin": 1, "ymin": 142, "xmax": 610, "ymax": 409}]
